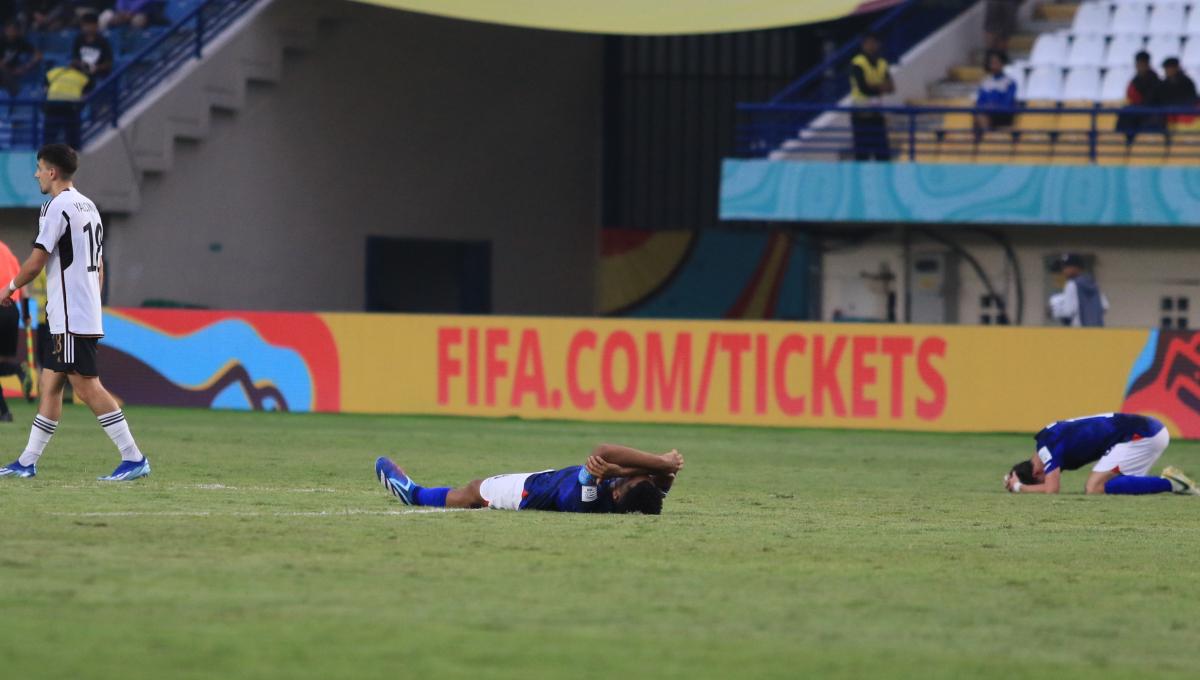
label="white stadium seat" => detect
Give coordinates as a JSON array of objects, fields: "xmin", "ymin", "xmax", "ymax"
[
  {"xmin": 1106, "ymin": 33, "xmax": 1146, "ymax": 65},
  {"xmin": 1111, "ymin": 3, "xmax": 1151, "ymax": 34},
  {"xmin": 1072, "ymin": 1, "xmax": 1112, "ymax": 34},
  {"xmin": 1100, "ymin": 65, "xmax": 1135, "ymax": 101},
  {"xmin": 1030, "ymin": 32, "xmax": 1070, "ymax": 65},
  {"xmin": 1146, "ymin": 34, "xmax": 1184, "ymax": 64},
  {"xmin": 1067, "ymin": 33, "xmax": 1107, "ymax": 65},
  {"xmin": 1024, "ymin": 65, "xmax": 1065, "ymax": 100},
  {"xmin": 1148, "ymin": 3, "xmax": 1188, "ymax": 36},
  {"xmin": 1182, "ymin": 38, "xmax": 1200, "ymax": 67},
  {"xmin": 1187, "ymin": 7, "xmax": 1200, "ymax": 35},
  {"xmin": 1005, "ymin": 62, "xmax": 1029, "ymax": 99},
  {"xmin": 1062, "ymin": 66, "xmax": 1103, "ymax": 100}
]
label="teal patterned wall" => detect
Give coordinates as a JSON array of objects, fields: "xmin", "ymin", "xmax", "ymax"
[
  {"xmin": 0, "ymin": 153, "xmax": 46, "ymax": 208},
  {"xmin": 720, "ymin": 160, "xmax": 1200, "ymax": 226}
]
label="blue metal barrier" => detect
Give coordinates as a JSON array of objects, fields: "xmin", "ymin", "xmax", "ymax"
[
  {"xmin": 736, "ymin": 102, "xmax": 1200, "ymax": 163},
  {"xmin": 0, "ymin": 0, "xmax": 262, "ymax": 152},
  {"xmin": 763, "ymin": 0, "xmax": 977, "ymax": 131}
]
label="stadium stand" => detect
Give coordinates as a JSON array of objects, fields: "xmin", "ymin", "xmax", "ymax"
[
  {"xmin": 747, "ymin": 0, "xmax": 1200, "ymax": 165},
  {"xmin": 0, "ymin": 0, "xmax": 260, "ymax": 152}
]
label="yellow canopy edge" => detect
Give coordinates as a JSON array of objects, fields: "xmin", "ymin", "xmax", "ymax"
[{"xmin": 345, "ymin": 0, "xmax": 900, "ymax": 35}]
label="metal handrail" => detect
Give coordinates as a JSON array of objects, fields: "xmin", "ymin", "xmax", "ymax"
[
  {"xmin": 0, "ymin": 0, "xmax": 261, "ymax": 151},
  {"xmin": 767, "ymin": 0, "xmax": 916, "ymax": 105},
  {"xmin": 736, "ymin": 102, "xmax": 1200, "ymax": 162}
]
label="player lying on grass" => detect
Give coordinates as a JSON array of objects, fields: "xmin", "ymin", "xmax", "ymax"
[
  {"xmin": 375, "ymin": 444, "xmax": 683, "ymax": 514},
  {"xmin": 1003, "ymin": 412, "xmax": 1199, "ymax": 495}
]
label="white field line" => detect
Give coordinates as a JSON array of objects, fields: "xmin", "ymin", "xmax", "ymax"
[
  {"xmin": 47, "ymin": 508, "xmax": 471, "ymax": 518},
  {"xmin": 52, "ymin": 483, "xmax": 367, "ymax": 494}
]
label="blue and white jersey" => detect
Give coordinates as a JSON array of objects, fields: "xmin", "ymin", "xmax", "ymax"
[
  {"xmin": 519, "ymin": 466, "xmax": 618, "ymax": 513},
  {"xmin": 1034, "ymin": 413, "xmax": 1164, "ymax": 474},
  {"xmin": 976, "ymin": 73, "xmax": 1017, "ymax": 109}
]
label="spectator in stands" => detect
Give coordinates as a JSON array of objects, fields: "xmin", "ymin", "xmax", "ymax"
[
  {"xmin": 849, "ymin": 32, "xmax": 894, "ymax": 161},
  {"xmin": 69, "ymin": 11, "xmax": 111, "ymax": 84},
  {"xmin": 25, "ymin": 0, "xmax": 70, "ymax": 32},
  {"xmin": 1153, "ymin": 57, "xmax": 1198, "ymax": 108},
  {"xmin": 0, "ymin": 19, "xmax": 41, "ymax": 95},
  {"xmin": 101, "ymin": 0, "xmax": 164, "ymax": 31},
  {"xmin": 973, "ymin": 50, "xmax": 1016, "ymax": 131},
  {"xmin": 44, "ymin": 61, "xmax": 87, "ymax": 147},
  {"xmin": 1049, "ymin": 253, "xmax": 1107, "ymax": 328},
  {"xmin": 1116, "ymin": 51, "xmax": 1162, "ymax": 135},
  {"xmin": 984, "ymin": 0, "xmax": 1020, "ymax": 55}
]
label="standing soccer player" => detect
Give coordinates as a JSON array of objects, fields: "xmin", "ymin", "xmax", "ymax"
[{"xmin": 0, "ymin": 144, "xmax": 150, "ymax": 481}]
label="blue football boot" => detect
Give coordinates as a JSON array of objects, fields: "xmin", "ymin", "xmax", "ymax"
[
  {"xmin": 98, "ymin": 458, "xmax": 151, "ymax": 482},
  {"xmin": 376, "ymin": 456, "xmax": 417, "ymax": 505},
  {"xmin": 0, "ymin": 460, "xmax": 36, "ymax": 478}
]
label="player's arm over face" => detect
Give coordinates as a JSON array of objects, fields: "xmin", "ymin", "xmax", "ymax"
[
  {"xmin": 586, "ymin": 444, "xmax": 684, "ymax": 482},
  {"xmin": 1006, "ymin": 467, "xmax": 1061, "ymax": 494}
]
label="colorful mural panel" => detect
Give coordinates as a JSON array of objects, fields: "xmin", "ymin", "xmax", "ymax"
[
  {"xmin": 1122, "ymin": 330, "xmax": 1200, "ymax": 438},
  {"xmin": 100, "ymin": 309, "xmax": 340, "ymax": 413}
]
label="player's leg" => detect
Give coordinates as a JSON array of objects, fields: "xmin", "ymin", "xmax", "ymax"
[
  {"xmin": 59, "ymin": 336, "xmax": 149, "ymax": 480},
  {"xmin": 1091, "ymin": 428, "xmax": 1178, "ymax": 495},
  {"xmin": 375, "ymin": 456, "xmax": 486, "ymax": 508},
  {"xmin": 0, "ymin": 369, "xmax": 66, "ymax": 477}
]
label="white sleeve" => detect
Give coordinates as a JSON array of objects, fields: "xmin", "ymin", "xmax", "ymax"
[
  {"xmin": 34, "ymin": 202, "xmax": 66, "ymax": 254},
  {"xmin": 1058, "ymin": 280, "xmax": 1080, "ymax": 323}
]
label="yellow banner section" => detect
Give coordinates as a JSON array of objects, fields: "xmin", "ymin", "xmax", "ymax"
[
  {"xmin": 347, "ymin": 0, "xmax": 889, "ymax": 35},
  {"xmin": 322, "ymin": 314, "xmax": 1153, "ymax": 434}
]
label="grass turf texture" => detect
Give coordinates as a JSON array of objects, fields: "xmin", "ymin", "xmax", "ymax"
[{"xmin": 2, "ymin": 404, "xmax": 1199, "ymax": 679}]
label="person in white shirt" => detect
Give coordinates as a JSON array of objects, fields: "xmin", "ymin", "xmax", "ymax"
[
  {"xmin": 0, "ymin": 144, "xmax": 150, "ymax": 482},
  {"xmin": 1048, "ymin": 253, "xmax": 1108, "ymax": 327}
]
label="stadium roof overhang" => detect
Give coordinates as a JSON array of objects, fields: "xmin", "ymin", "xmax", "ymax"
[{"xmin": 346, "ymin": 0, "xmax": 903, "ymax": 35}]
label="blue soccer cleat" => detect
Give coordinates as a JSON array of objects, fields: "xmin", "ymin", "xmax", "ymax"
[
  {"xmin": 98, "ymin": 458, "xmax": 151, "ymax": 482},
  {"xmin": 0, "ymin": 460, "xmax": 36, "ymax": 478},
  {"xmin": 376, "ymin": 456, "xmax": 417, "ymax": 505}
]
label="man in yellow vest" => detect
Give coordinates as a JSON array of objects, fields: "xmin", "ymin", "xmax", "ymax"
[
  {"xmin": 44, "ymin": 65, "xmax": 88, "ymax": 148},
  {"xmin": 849, "ymin": 32, "xmax": 894, "ymax": 161}
]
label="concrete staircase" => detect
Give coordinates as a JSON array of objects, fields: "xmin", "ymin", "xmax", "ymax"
[{"xmin": 79, "ymin": 0, "xmax": 338, "ymax": 213}]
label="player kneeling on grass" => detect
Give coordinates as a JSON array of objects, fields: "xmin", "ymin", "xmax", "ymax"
[
  {"xmin": 1004, "ymin": 412, "xmax": 1198, "ymax": 495},
  {"xmin": 375, "ymin": 444, "xmax": 682, "ymax": 514}
]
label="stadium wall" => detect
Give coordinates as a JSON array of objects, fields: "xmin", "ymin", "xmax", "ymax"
[
  {"xmin": 0, "ymin": 0, "xmax": 603, "ymax": 316},
  {"xmin": 821, "ymin": 227, "xmax": 1200, "ymax": 329},
  {"xmin": 3, "ymin": 307, "xmax": 1195, "ymax": 438}
]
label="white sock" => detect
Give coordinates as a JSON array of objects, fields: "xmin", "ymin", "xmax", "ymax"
[
  {"xmin": 98, "ymin": 410, "xmax": 144, "ymax": 463},
  {"xmin": 19, "ymin": 415, "xmax": 58, "ymax": 466}
]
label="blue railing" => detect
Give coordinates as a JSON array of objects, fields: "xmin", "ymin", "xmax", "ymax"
[
  {"xmin": 0, "ymin": 0, "xmax": 262, "ymax": 152},
  {"xmin": 735, "ymin": 102, "xmax": 1200, "ymax": 163},
  {"xmin": 763, "ymin": 0, "xmax": 977, "ymax": 124}
]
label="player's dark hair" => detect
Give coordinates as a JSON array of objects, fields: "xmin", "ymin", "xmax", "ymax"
[
  {"xmin": 1011, "ymin": 460, "xmax": 1037, "ymax": 485},
  {"xmin": 37, "ymin": 144, "xmax": 78, "ymax": 178},
  {"xmin": 80, "ymin": 12, "xmax": 100, "ymax": 25},
  {"xmin": 1135, "ymin": 51, "xmax": 1151, "ymax": 64},
  {"xmin": 614, "ymin": 480, "xmax": 663, "ymax": 515}
]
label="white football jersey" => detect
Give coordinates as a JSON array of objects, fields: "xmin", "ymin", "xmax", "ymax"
[{"xmin": 35, "ymin": 186, "xmax": 104, "ymax": 337}]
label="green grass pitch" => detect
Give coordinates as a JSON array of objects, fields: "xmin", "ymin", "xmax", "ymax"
[{"xmin": 2, "ymin": 403, "xmax": 1198, "ymax": 679}]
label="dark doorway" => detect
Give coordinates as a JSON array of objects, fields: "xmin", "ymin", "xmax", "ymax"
[{"xmin": 365, "ymin": 237, "xmax": 491, "ymax": 314}]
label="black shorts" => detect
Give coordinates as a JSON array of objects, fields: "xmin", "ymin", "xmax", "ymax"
[
  {"xmin": 44, "ymin": 333, "xmax": 100, "ymax": 377},
  {"xmin": 0, "ymin": 304, "xmax": 17, "ymax": 356}
]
